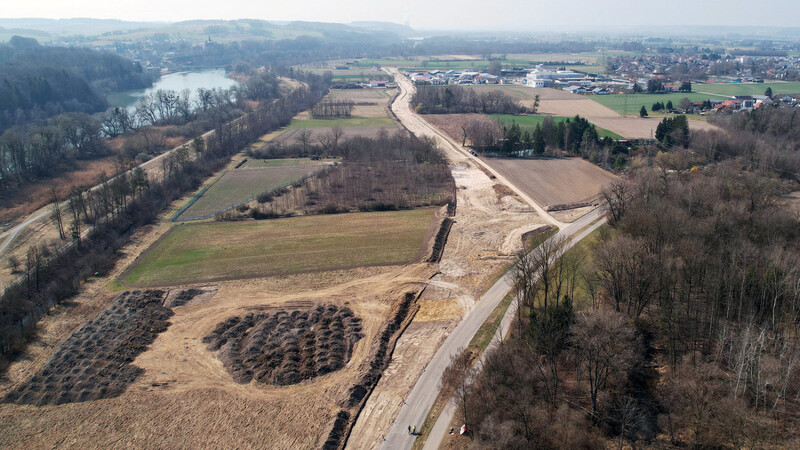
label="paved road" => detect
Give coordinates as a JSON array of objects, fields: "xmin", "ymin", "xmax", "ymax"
[
  {"xmin": 423, "ymin": 214, "xmax": 606, "ymax": 450},
  {"xmin": 380, "ymin": 69, "xmax": 607, "ymax": 450}
]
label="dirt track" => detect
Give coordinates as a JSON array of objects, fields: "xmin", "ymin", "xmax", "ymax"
[{"xmin": 346, "ymin": 68, "xmax": 552, "ymax": 450}]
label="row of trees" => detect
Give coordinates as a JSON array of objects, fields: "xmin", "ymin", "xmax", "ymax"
[
  {"xmin": 0, "ymin": 71, "xmax": 330, "ymax": 363},
  {"xmin": 411, "ymin": 85, "xmax": 526, "ymax": 115},
  {"xmin": 459, "ymin": 114, "xmax": 630, "ymax": 170},
  {"xmin": 310, "ymin": 99, "xmax": 354, "ymax": 119}
]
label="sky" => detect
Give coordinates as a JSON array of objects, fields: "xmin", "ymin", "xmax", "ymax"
[{"xmin": 2, "ymin": 0, "xmax": 800, "ymax": 32}]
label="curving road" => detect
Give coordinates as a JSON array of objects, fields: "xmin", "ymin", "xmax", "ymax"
[{"xmin": 378, "ymin": 68, "xmax": 607, "ymax": 450}]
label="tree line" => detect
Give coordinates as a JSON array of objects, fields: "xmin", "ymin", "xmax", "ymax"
[
  {"xmin": 310, "ymin": 98, "xmax": 354, "ymax": 119},
  {"xmin": 0, "ymin": 71, "xmax": 330, "ymax": 365},
  {"xmin": 411, "ymin": 85, "xmax": 527, "ymax": 115},
  {"xmin": 695, "ymin": 106, "xmax": 800, "ymax": 178},
  {"xmin": 464, "ymin": 115, "xmax": 630, "ymax": 170}
]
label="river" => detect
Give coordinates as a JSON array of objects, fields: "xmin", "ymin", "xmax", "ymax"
[{"xmin": 107, "ymin": 68, "xmax": 238, "ymax": 110}]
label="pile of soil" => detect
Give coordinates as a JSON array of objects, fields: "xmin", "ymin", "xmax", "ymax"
[
  {"xmin": 2, "ymin": 290, "xmax": 172, "ymax": 406},
  {"xmin": 203, "ymin": 304, "xmax": 363, "ymax": 386}
]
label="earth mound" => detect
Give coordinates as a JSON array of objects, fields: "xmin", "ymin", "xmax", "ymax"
[
  {"xmin": 203, "ymin": 304, "xmax": 363, "ymax": 385},
  {"xmin": 2, "ymin": 290, "xmax": 171, "ymax": 406}
]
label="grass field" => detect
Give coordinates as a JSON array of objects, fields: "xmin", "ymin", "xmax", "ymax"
[
  {"xmin": 123, "ymin": 208, "xmax": 436, "ymax": 286},
  {"xmin": 693, "ymin": 82, "xmax": 800, "ymax": 97},
  {"xmin": 287, "ymin": 117, "xmax": 394, "ymax": 128},
  {"xmin": 490, "ymin": 114, "xmax": 624, "ymax": 139},
  {"xmin": 589, "ymin": 92, "xmax": 728, "ymax": 116},
  {"xmin": 179, "ymin": 165, "xmax": 324, "ymax": 219},
  {"xmin": 241, "ymin": 157, "xmax": 335, "ymax": 168}
]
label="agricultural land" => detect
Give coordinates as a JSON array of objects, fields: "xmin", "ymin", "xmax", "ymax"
[
  {"xmin": 177, "ymin": 163, "xmax": 329, "ymax": 220},
  {"xmin": 482, "ymin": 157, "xmax": 618, "ymax": 212},
  {"xmin": 123, "ymin": 208, "xmax": 438, "ymax": 287}
]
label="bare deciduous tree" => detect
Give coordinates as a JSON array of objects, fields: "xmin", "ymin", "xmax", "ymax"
[{"xmin": 572, "ymin": 308, "xmax": 640, "ymax": 417}]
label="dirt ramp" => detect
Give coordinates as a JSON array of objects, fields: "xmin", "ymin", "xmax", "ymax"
[
  {"xmin": 2, "ymin": 290, "xmax": 171, "ymax": 406},
  {"xmin": 203, "ymin": 304, "xmax": 364, "ymax": 386}
]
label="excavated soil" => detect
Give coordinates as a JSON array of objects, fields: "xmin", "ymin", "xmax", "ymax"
[
  {"xmin": 2, "ymin": 290, "xmax": 172, "ymax": 406},
  {"xmin": 203, "ymin": 304, "xmax": 364, "ymax": 386}
]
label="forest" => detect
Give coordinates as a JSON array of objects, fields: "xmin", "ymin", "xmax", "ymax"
[
  {"xmin": 451, "ymin": 107, "xmax": 800, "ymax": 448},
  {"xmin": 0, "ymin": 36, "xmax": 156, "ymax": 133}
]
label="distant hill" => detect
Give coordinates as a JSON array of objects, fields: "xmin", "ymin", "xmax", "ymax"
[
  {"xmin": 349, "ymin": 21, "xmax": 415, "ymax": 37},
  {"xmin": 0, "ymin": 18, "xmax": 167, "ymax": 36}
]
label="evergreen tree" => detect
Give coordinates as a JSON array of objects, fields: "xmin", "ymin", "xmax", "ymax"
[
  {"xmin": 640, "ymin": 105, "xmax": 648, "ymax": 117},
  {"xmin": 533, "ymin": 124, "xmax": 546, "ymax": 155},
  {"xmin": 765, "ymin": 87, "xmax": 773, "ymax": 97}
]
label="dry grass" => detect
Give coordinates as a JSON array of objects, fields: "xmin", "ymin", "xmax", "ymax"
[
  {"xmin": 0, "ymin": 262, "xmax": 438, "ymax": 449},
  {"xmin": 421, "ymin": 114, "xmax": 499, "ymax": 145},
  {"xmin": 0, "ymin": 157, "xmax": 118, "ymax": 223}
]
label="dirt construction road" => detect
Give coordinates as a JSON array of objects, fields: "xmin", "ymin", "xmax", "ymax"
[{"xmin": 373, "ymin": 69, "xmax": 607, "ymax": 450}]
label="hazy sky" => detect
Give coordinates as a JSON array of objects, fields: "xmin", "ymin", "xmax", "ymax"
[{"xmin": 3, "ymin": 0, "xmax": 800, "ymax": 31}]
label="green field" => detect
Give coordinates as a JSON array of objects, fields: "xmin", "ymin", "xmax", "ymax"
[
  {"xmin": 589, "ymin": 93, "xmax": 727, "ymax": 116},
  {"xmin": 287, "ymin": 117, "xmax": 394, "ymax": 128},
  {"xmin": 179, "ymin": 165, "xmax": 323, "ymax": 219},
  {"xmin": 123, "ymin": 208, "xmax": 436, "ymax": 286},
  {"xmin": 490, "ymin": 114, "xmax": 623, "ymax": 140},
  {"xmin": 693, "ymin": 82, "xmax": 800, "ymax": 97}
]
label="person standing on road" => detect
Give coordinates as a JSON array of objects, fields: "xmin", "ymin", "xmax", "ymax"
[{"xmin": 408, "ymin": 425, "xmax": 411, "ymax": 434}]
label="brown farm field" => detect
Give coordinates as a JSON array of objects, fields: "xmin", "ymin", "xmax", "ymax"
[
  {"xmin": 178, "ymin": 164, "xmax": 327, "ymax": 219},
  {"xmin": 422, "ymin": 113, "xmax": 499, "ymax": 145},
  {"xmin": 482, "ymin": 157, "xmax": 618, "ymax": 209},
  {"xmin": 469, "ymin": 85, "xmax": 718, "ymax": 139},
  {"xmin": 123, "ymin": 208, "xmax": 438, "ymax": 287}
]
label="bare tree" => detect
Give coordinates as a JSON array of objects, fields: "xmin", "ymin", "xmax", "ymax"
[
  {"xmin": 601, "ymin": 179, "xmax": 631, "ymax": 223},
  {"xmin": 49, "ymin": 186, "xmax": 65, "ymax": 240},
  {"xmin": 441, "ymin": 348, "xmax": 474, "ymax": 436},
  {"xmin": 295, "ymin": 128, "xmax": 313, "ymax": 155},
  {"xmin": 572, "ymin": 308, "xmax": 640, "ymax": 417},
  {"xmin": 7, "ymin": 255, "xmax": 19, "ymax": 274}
]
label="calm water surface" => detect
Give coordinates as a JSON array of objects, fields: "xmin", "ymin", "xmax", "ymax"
[{"xmin": 107, "ymin": 68, "xmax": 238, "ymax": 109}]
